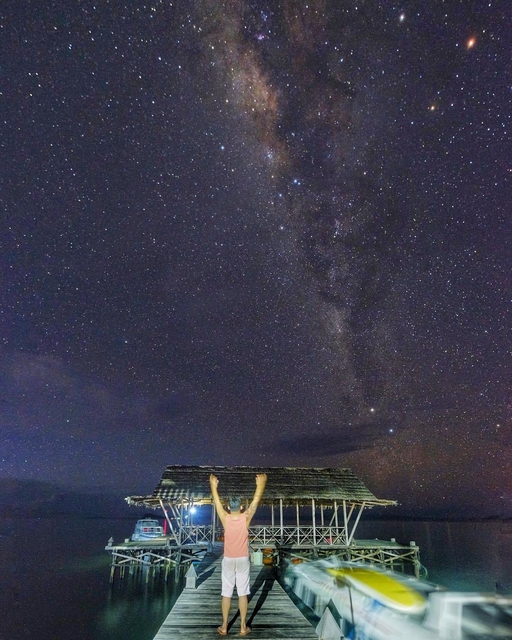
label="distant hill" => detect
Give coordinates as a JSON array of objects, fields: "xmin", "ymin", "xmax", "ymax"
[
  {"xmin": 0, "ymin": 478, "xmax": 147, "ymax": 518},
  {"xmin": 356, "ymin": 504, "xmax": 507, "ymax": 522}
]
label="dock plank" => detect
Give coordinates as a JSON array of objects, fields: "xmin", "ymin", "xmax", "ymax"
[{"xmin": 153, "ymin": 551, "xmax": 318, "ymax": 640}]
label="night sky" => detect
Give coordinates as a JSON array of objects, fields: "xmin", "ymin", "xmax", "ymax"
[{"xmin": 2, "ymin": 1, "xmax": 510, "ymax": 516}]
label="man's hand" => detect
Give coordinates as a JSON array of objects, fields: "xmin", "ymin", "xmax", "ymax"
[
  {"xmin": 210, "ymin": 474, "xmax": 219, "ymax": 488},
  {"xmin": 256, "ymin": 473, "xmax": 267, "ymax": 487}
]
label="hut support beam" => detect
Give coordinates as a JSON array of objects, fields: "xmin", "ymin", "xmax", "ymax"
[
  {"xmin": 296, "ymin": 502, "xmax": 300, "ymax": 544},
  {"xmin": 312, "ymin": 499, "xmax": 316, "ymax": 546},
  {"xmin": 343, "ymin": 500, "xmax": 356, "ymax": 545},
  {"xmin": 328, "ymin": 500, "xmax": 339, "ymax": 527},
  {"xmin": 347, "ymin": 502, "xmax": 366, "ymax": 545},
  {"xmin": 179, "ymin": 503, "xmax": 184, "ymax": 546},
  {"xmin": 159, "ymin": 499, "xmax": 179, "ymax": 545}
]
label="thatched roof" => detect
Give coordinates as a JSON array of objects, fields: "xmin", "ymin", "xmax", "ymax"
[{"xmin": 126, "ymin": 465, "xmax": 396, "ymax": 509}]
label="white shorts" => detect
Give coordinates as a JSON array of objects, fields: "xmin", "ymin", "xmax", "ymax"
[{"xmin": 221, "ymin": 556, "xmax": 251, "ymax": 597}]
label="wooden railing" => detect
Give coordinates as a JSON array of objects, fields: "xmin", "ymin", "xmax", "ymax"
[
  {"xmin": 173, "ymin": 524, "xmax": 213, "ymax": 545},
  {"xmin": 248, "ymin": 524, "xmax": 348, "ymax": 546},
  {"xmin": 171, "ymin": 523, "xmax": 349, "ymax": 546}
]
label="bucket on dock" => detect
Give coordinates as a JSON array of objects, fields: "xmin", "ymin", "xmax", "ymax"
[{"xmin": 262, "ymin": 548, "xmax": 274, "ymax": 566}]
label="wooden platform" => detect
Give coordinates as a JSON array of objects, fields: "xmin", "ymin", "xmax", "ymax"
[{"xmin": 153, "ymin": 549, "xmax": 318, "ymax": 639}]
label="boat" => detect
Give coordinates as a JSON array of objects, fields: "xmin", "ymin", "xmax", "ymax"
[
  {"xmin": 327, "ymin": 564, "xmax": 427, "ymax": 614},
  {"xmin": 284, "ymin": 556, "xmax": 512, "ymax": 639},
  {"xmin": 131, "ymin": 517, "xmax": 164, "ymax": 541}
]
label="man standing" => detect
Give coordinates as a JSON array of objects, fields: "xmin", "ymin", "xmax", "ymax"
[{"xmin": 210, "ymin": 472, "xmax": 267, "ymax": 636}]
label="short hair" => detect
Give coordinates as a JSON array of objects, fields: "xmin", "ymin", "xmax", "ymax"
[{"xmin": 228, "ymin": 496, "xmax": 242, "ymax": 511}]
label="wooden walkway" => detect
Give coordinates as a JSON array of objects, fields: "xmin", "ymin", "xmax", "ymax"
[{"xmin": 153, "ymin": 549, "xmax": 318, "ymax": 639}]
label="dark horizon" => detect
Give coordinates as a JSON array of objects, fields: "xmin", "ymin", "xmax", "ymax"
[{"xmin": 0, "ymin": 475, "xmax": 508, "ymax": 522}]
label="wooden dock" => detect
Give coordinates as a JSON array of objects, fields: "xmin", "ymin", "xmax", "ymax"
[{"xmin": 153, "ymin": 548, "xmax": 319, "ymax": 639}]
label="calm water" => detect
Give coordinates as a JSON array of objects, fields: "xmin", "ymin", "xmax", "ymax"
[
  {"xmin": 0, "ymin": 517, "xmax": 181, "ymax": 640},
  {"xmin": 1, "ymin": 516, "xmax": 511, "ymax": 639},
  {"xmin": 356, "ymin": 519, "xmax": 512, "ymax": 592}
]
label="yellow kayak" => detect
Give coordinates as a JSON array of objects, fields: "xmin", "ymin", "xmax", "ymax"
[{"xmin": 327, "ymin": 566, "xmax": 427, "ymax": 614}]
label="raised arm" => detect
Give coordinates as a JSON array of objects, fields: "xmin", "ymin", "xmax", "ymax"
[
  {"xmin": 245, "ymin": 473, "xmax": 267, "ymax": 526},
  {"xmin": 209, "ymin": 474, "xmax": 227, "ymax": 527}
]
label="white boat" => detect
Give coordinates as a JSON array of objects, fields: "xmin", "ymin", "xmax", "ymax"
[
  {"xmin": 131, "ymin": 517, "xmax": 164, "ymax": 541},
  {"xmin": 284, "ymin": 557, "xmax": 512, "ymax": 639}
]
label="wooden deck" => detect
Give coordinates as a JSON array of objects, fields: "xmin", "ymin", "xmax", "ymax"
[{"xmin": 153, "ymin": 548, "xmax": 319, "ymax": 639}]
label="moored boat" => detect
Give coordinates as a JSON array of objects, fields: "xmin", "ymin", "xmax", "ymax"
[
  {"xmin": 131, "ymin": 516, "xmax": 164, "ymax": 541},
  {"xmin": 284, "ymin": 556, "xmax": 512, "ymax": 639}
]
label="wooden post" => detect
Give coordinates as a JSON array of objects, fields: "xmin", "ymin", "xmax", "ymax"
[
  {"xmin": 347, "ymin": 502, "xmax": 366, "ymax": 545},
  {"xmin": 211, "ymin": 503, "xmax": 216, "ymax": 546},
  {"xmin": 174, "ymin": 549, "xmax": 182, "ymax": 579},
  {"xmin": 279, "ymin": 498, "xmax": 284, "ymax": 542},
  {"xmin": 343, "ymin": 500, "xmax": 348, "ymax": 545},
  {"xmin": 145, "ymin": 554, "xmax": 151, "ymax": 584},
  {"xmin": 185, "ymin": 563, "xmax": 197, "ymax": 589},
  {"xmin": 312, "ymin": 498, "xmax": 316, "ymax": 546},
  {"xmin": 159, "ymin": 499, "xmax": 176, "ymax": 540},
  {"xmin": 296, "ymin": 501, "xmax": 300, "ymax": 544},
  {"xmin": 178, "ymin": 502, "xmax": 184, "ymax": 546},
  {"xmin": 316, "ymin": 607, "xmax": 342, "ymax": 640}
]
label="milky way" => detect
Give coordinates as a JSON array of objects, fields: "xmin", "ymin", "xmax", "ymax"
[{"xmin": 195, "ymin": 1, "xmax": 410, "ymax": 416}]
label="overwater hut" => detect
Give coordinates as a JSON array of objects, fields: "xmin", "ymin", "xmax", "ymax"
[
  {"xmin": 127, "ymin": 465, "xmax": 394, "ymax": 546},
  {"xmin": 107, "ymin": 466, "xmax": 423, "ymax": 579}
]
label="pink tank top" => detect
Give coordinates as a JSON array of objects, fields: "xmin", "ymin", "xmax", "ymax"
[{"xmin": 224, "ymin": 514, "xmax": 249, "ymax": 558}]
